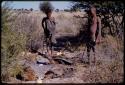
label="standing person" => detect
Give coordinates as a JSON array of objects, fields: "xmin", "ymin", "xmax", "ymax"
[
  {"xmin": 40, "ymin": 2, "xmax": 56, "ymax": 61},
  {"xmin": 42, "ymin": 9, "xmax": 56, "ymax": 55},
  {"xmin": 86, "ymin": 5, "xmax": 102, "ymax": 64},
  {"xmin": 89, "ymin": 5, "xmax": 102, "ymax": 44}
]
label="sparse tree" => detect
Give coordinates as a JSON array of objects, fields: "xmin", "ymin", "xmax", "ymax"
[
  {"xmin": 55, "ymin": 9, "xmax": 59, "ymax": 12},
  {"xmin": 70, "ymin": 1, "xmax": 124, "ymax": 39},
  {"xmin": 30, "ymin": 8, "xmax": 33, "ymax": 11}
]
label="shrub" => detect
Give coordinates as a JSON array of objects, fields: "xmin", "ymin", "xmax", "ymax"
[{"xmin": 1, "ymin": 2, "xmax": 27, "ymax": 82}]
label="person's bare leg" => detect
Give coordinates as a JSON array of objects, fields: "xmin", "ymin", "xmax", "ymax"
[
  {"xmin": 47, "ymin": 38, "xmax": 56, "ymax": 64},
  {"xmin": 50, "ymin": 41, "xmax": 53, "ymax": 56},
  {"xmin": 92, "ymin": 47, "xmax": 96, "ymax": 65},
  {"xmin": 90, "ymin": 22, "xmax": 97, "ymax": 43},
  {"xmin": 93, "ymin": 52, "xmax": 96, "ymax": 65},
  {"xmin": 48, "ymin": 46, "xmax": 53, "ymax": 57},
  {"xmin": 92, "ymin": 33, "xmax": 96, "ymax": 42},
  {"xmin": 87, "ymin": 45, "xmax": 91, "ymax": 65},
  {"xmin": 46, "ymin": 38, "xmax": 49, "ymax": 54},
  {"xmin": 48, "ymin": 36, "xmax": 53, "ymax": 56},
  {"xmin": 42, "ymin": 39, "xmax": 44, "ymax": 54},
  {"xmin": 51, "ymin": 46, "xmax": 53, "ymax": 56}
]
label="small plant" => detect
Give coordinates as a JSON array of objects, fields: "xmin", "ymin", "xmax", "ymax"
[{"xmin": 1, "ymin": 2, "xmax": 27, "ymax": 82}]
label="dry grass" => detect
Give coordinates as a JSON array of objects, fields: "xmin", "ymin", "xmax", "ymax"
[
  {"xmin": 10, "ymin": 11, "xmax": 87, "ymax": 52},
  {"xmin": 2, "ymin": 10, "xmax": 124, "ymax": 83}
]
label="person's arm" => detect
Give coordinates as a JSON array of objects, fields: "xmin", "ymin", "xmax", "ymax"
[
  {"xmin": 42, "ymin": 17, "xmax": 45, "ymax": 30},
  {"xmin": 98, "ymin": 17, "xmax": 101, "ymax": 37},
  {"xmin": 96, "ymin": 16, "xmax": 102, "ymax": 43},
  {"xmin": 52, "ymin": 17, "xmax": 56, "ymax": 25},
  {"xmin": 90, "ymin": 16, "xmax": 97, "ymax": 39}
]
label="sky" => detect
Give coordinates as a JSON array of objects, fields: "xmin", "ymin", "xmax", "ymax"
[{"xmin": 2, "ymin": 1, "xmax": 72, "ymax": 10}]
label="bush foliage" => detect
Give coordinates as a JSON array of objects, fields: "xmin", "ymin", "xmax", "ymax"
[{"xmin": 1, "ymin": 2, "xmax": 27, "ymax": 81}]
